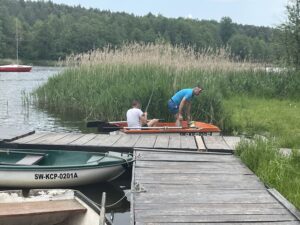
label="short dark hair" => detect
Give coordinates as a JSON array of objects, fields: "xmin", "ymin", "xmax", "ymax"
[{"xmin": 132, "ymin": 100, "xmax": 140, "ymax": 107}]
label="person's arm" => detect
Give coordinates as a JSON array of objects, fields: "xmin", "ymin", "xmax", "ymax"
[{"xmin": 140, "ymin": 112, "xmax": 148, "ymax": 125}]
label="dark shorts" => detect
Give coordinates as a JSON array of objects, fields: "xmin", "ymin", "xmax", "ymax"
[
  {"xmin": 142, "ymin": 124, "xmax": 148, "ymax": 127},
  {"xmin": 167, "ymin": 99, "xmax": 179, "ymax": 114}
]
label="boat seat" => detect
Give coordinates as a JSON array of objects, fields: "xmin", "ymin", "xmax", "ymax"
[
  {"xmin": 87, "ymin": 155, "xmax": 104, "ymax": 163},
  {"xmin": 16, "ymin": 154, "xmax": 44, "ymax": 165}
]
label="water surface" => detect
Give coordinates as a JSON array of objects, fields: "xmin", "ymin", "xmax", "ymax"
[{"xmin": 0, "ymin": 66, "xmax": 130, "ymax": 224}]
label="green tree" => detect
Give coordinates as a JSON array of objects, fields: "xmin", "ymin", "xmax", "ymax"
[
  {"xmin": 280, "ymin": 0, "xmax": 300, "ymax": 68},
  {"xmin": 228, "ymin": 34, "xmax": 251, "ymax": 60},
  {"xmin": 219, "ymin": 17, "xmax": 235, "ymax": 45}
]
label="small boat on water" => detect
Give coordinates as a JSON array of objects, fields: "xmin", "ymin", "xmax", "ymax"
[
  {"xmin": 87, "ymin": 120, "xmax": 221, "ymax": 135},
  {"xmin": 0, "ymin": 149, "xmax": 133, "ymax": 188},
  {"xmin": 0, "ymin": 189, "xmax": 108, "ymax": 225},
  {"xmin": 0, "ymin": 64, "xmax": 32, "ymax": 72}
]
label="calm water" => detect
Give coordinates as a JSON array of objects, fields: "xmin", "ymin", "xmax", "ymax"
[{"xmin": 0, "ymin": 66, "xmax": 131, "ymax": 224}]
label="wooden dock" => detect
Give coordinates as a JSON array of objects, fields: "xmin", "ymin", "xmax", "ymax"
[
  {"xmin": 2, "ymin": 131, "xmax": 241, "ymax": 153},
  {"xmin": 0, "ymin": 127, "xmax": 299, "ymax": 225},
  {"xmin": 131, "ymin": 149, "xmax": 300, "ymax": 224}
]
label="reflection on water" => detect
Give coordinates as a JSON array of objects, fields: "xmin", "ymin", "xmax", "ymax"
[{"xmin": 0, "ymin": 67, "xmax": 132, "ymax": 225}]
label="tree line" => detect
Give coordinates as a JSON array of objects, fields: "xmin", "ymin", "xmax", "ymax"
[{"xmin": 0, "ymin": 0, "xmax": 297, "ymax": 66}]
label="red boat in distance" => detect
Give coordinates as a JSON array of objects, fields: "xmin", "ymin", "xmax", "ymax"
[{"xmin": 0, "ymin": 64, "xmax": 32, "ymax": 72}]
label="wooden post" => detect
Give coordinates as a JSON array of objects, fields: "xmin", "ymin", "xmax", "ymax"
[{"xmin": 99, "ymin": 192, "xmax": 106, "ymax": 225}]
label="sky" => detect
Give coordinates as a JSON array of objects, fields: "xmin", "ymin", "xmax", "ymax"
[{"xmin": 49, "ymin": 0, "xmax": 288, "ymax": 27}]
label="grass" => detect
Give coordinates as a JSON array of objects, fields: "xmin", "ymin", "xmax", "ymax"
[
  {"xmin": 236, "ymin": 138, "xmax": 300, "ymax": 209},
  {"xmin": 223, "ymin": 96, "xmax": 300, "ymax": 149}
]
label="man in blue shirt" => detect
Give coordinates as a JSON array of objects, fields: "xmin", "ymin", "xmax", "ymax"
[{"xmin": 167, "ymin": 86, "xmax": 203, "ymax": 126}]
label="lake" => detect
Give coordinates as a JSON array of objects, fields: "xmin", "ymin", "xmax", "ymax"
[{"xmin": 0, "ymin": 66, "xmax": 131, "ymax": 225}]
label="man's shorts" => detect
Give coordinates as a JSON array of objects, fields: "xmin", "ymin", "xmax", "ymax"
[{"xmin": 167, "ymin": 99, "xmax": 179, "ymax": 114}]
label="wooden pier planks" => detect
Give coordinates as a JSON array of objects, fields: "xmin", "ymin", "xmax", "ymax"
[
  {"xmin": 7, "ymin": 130, "xmax": 243, "ymax": 153},
  {"xmin": 9, "ymin": 133, "xmax": 199, "ymax": 150},
  {"xmin": 203, "ymin": 135, "xmax": 232, "ymax": 152},
  {"xmin": 132, "ymin": 150, "xmax": 300, "ymax": 225}
]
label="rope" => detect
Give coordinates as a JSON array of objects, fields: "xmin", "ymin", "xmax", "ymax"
[{"xmin": 93, "ymin": 182, "xmax": 146, "ymax": 208}]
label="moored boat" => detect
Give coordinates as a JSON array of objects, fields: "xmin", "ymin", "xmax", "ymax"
[
  {"xmin": 0, "ymin": 149, "xmax": 133, "ymax": 188},
  {"xmin": 0, "ymin": 189, "xmax": 108, "ymax": 225},
  {"xmin": 88, "ymin": 120, "xmax": 221, "ymax": 135},
  {"xmin": 0, "ymin": 64, "xmax": 32, "ymax": 72}
]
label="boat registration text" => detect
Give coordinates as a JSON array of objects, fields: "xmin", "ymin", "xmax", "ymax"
[{"xmin": 34, "ymin": 172, "xmax": 78, "ymax": 180}]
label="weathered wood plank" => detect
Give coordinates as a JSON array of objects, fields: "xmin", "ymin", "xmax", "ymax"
[
  {"xmin": 11, "ymin": 132, "xmax": 48, "ymax": 144},
  {"xmin": 135, "ymin": 207, "xmax": 288, "ymax": 216},
  {"xmin": 24, "ymin": 133, "xmax": 60, "ymax": 144},
  {"xmin": 136, "ymin": 222, "xmax": 300, "ymax": 225},
  {"xmin": 180, "ymin": 135, "xmax": 197, "ymax": 150},
  {"xmin": 84, "ymin": 135, "xmax": 121, "ymax": 146},
  {"xmin": 135, "ymin": 151, "xmax": 239, "ymax": 162},
  {"xmin": 135, "ymin": 160, "xmax": 252, "ymax": 171},
  {"xmin": 113, "ymin": 135, "xmax": 140, "ymax": 147},
  {"xmin": 134, "ymin": 203, "xmax": 283, "ymax": 211},
  {"xmin": 0, "ymin": 127, "xmax": 35, "ymax": 142},
  {"xmin": 70, "ymin": 134, "xmax": 97, "ymax": 145},
  {"xmin": 223, "ymin": 136, "xmax": 241, "ymax": 150},
  {"xmin": 135, "ymin": 166, "xmax": 253, "ymax": 175},
  {"xmin": 134, "ymin": 135, "xmax": 157, "ymax": 148},
  {"xmin": 268, "ymin": 188, "xmax": 300, "ymax": 220},
  {"xmin": 35, "ymin": 133, "xmax": 70, "ymax": 144},
  {"xmin": 83, "ymin": 134, "xmax": 110, "ymax": 146},
  {"xmin": 135, "ymin": 214, "xmax": 296, "ymax": 223},
  {"xmin": 168, "ymin": 135, "xmax": 181, "ymax": 149},
  {"xmin": 195, "ymin": 135, "xmax": 206, "ymax": 151},
  {"xmin": 203, "ymin": 136, "xmax": 231, "ymax": 151},
  {"xmin": 139, "ymin": 182, "xmax": 265, "ymax": 190},
  {"xmin": 154, "ymin": 136, "xmax": 169, "ymax": 148},
  {"xmin": 55, "ymin": 134, "xmax": 85, "ymax": 145}
]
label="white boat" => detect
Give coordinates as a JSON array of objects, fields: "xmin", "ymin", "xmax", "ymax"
[
  {"xmin": 0, "ymin": 189, "xmax": 109, "ymax": 225},
  {"xmin": 0, "ymin": 149, "xmax": 133, "ymax": 188}
]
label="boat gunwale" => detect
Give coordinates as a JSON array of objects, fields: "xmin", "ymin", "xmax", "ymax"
[{"xmin": 0, "ymin": 149, "xmax": 133, "ymax": 170}]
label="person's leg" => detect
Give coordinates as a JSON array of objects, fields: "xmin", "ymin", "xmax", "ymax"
[
  {"xmin": 147, "ymin": 119, "xmax": 159, "ymax": 127},
  {"xmin": 168, "ymin": 100, "xmax": 180, "ymax": 125}
]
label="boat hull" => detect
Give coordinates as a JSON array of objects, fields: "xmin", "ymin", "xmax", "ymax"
[
  {"xmin": 116, "ymin": 121, "xmax": 220, "ymax": 134},
  {"xmin": 0, "ymin": 65, "xmax": 32, "ymax": 72},
  {"xmin": 0, "ymin": 164, "xmax": 127, "ymax": 188}
]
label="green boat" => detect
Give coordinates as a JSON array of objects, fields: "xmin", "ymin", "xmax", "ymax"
[{"xmin": 0, "ymin": 148, "xmax": 133, "ymax": 188}]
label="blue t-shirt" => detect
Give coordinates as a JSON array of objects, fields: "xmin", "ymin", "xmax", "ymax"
[{"xmin": 171, "ymin": 89, "xmax": 193, "ymax": 105}]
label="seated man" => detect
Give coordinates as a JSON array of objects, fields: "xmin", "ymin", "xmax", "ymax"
[{"xmin": 126, "ymin": 100, "xmax": 158, "ymax": 128}]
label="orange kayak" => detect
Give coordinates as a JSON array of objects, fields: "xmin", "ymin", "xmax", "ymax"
[{"xmin": 108, "ymin": 121, "xmax": 221, "ymax": 134}]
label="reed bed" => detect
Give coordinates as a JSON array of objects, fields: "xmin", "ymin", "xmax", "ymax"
[
  {"xmin": 34, "ymin": 43, "xmax": 299, "ymax": 129},
  {"xmin": 62, "ymin": 42, "xmax": 258, "ymax": 72}
]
